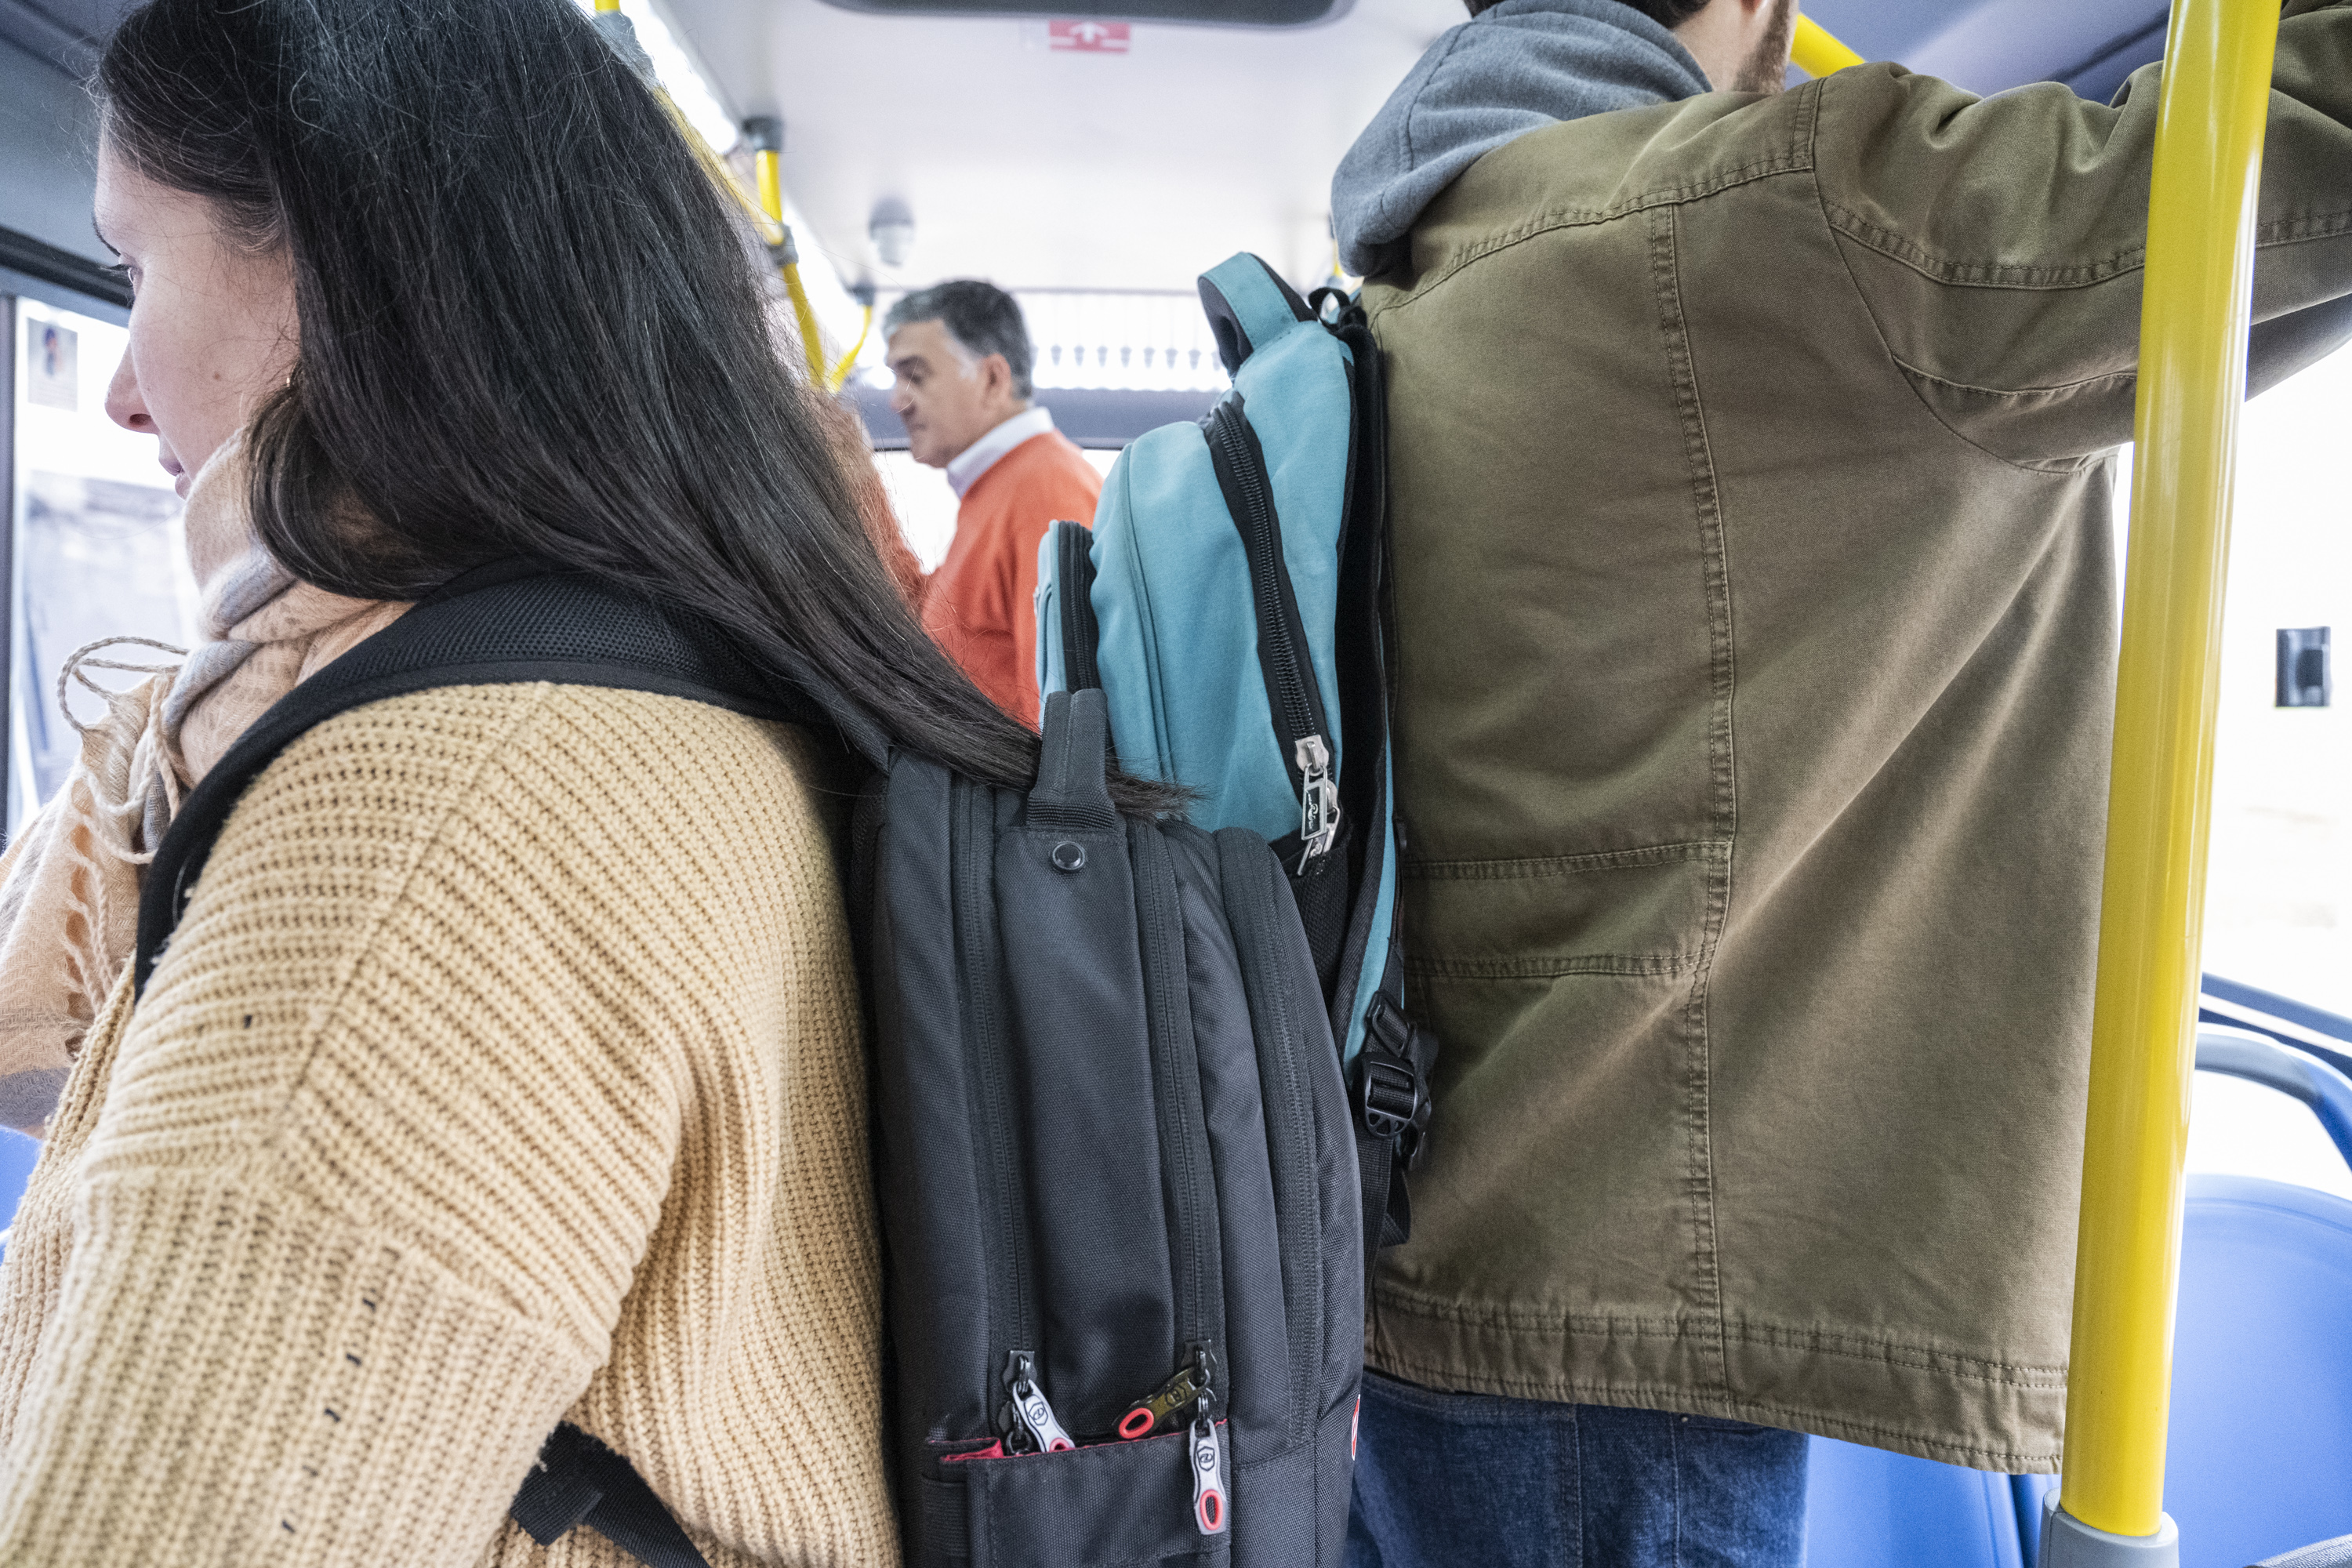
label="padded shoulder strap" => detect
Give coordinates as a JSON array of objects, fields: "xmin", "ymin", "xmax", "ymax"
[
  {"xmin": 132, "ymin": 561, "xmax": 840, "ymax": 996},
  {"xmin": 1197, "ymin": 252, "xmax": 1314, "ymax": 376}
]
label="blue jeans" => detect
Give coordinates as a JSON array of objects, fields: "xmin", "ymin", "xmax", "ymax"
[{"xmin": 1346, "ymin": 1370, "xmax": 1809, "ymax": 1568}]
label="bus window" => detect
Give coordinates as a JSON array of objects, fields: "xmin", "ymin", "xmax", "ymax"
[
  {"xmin": 2107, "ymin": 341, "xmax": 2352, "ymax": 1201},
  {"xmin": 8, "ymin": 298, "xmax": 199, "ymax": 837},
  {"xmin": 2108, "ymin": 342, "xmax": 2352, "ymax": 1020},
  {"xmin": 2204, "ymin": 342, "xmax": 2352, "ymax": 1018}
]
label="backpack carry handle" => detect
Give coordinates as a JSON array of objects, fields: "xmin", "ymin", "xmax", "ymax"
[
  {"xmin": 1197, "ymin": 253, "xmax": 1313, "ymax": 376},
  {"xmin": 1030, "ymin": 688, "xmax": 1120, "ymax": 833}
]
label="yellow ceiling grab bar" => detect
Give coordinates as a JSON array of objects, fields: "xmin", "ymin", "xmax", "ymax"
[
  {"xmin": 1791, "ymin": 15, "xmax": 1864, "ymax": 78},
  {"xmin": 580, "ymin": 17, "xmax": 838, "ymax": 390},
  {"xmin": 2051, "ymin": 0, "xmax": 2280, "ymax": 1562},
  {"xmin": 744, "ymin": 120, "xmax": 832, "ymax": 390},
  {"xmin": 828, "ymin": 303, "xmax": 873, "ymax": 394}
]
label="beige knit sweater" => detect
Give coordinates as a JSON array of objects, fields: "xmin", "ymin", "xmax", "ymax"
[{"xmin": 0, "ymin": 683, "xmax": 896, "ymax": 1567}]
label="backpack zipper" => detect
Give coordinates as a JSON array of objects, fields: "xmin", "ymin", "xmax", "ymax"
[
  {"xmin": 1188, "ymin": 1348, "xmax": 1229, "ymax": 1537},
  {"xmin": 1003, "ymin": 1350, "xmax": 1077, "ymax": 1454},
  {"xmin": 1204, "ymin": 397, "xmax": 1341, "ymax": 866},
  {"xmin": 1217, "ymin": 829, "xmax": 1333, "ymax": 1450},
  {"xmin": 954, "ymin": 782, "xmax": 1036, "ymax": 1419},
  {"xmin": 1131, "ymin": 826, "xmax": 1225, "ymax": 1410},
  {"xmin": 1055, "ymin": 521, "xmax": 1102, "ymax": 694}
]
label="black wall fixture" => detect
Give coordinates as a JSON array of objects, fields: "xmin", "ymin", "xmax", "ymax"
[{"xmin": 2277, "ymin": 627, "xmax": 2332, "ymax": 709}]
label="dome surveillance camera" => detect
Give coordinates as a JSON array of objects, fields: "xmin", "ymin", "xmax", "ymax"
[{"xmin": 869, "ymin": 197, "xmax": 916, "ymax": 270}]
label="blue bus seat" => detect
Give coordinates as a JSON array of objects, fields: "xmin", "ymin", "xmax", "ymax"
[
  {"xmin": 1809, "ymin": 1029, "xmax": 2352, "ymax": 1568},
  {"xmin": 2165, "ymin": 1173, "xmax": 2352, "ymax": 1568},
  {"xmin": 1803, "ymin": 1436, "xmax": 2026, "ymax": 1568},
  {"xmin": 2253, "ymin": 1536, "xmax": 2352, "ymax": 1567}
]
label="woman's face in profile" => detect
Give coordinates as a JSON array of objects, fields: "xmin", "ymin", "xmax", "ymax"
[{"xmin": 94, "ymin": 143, "xmax": 297, "ymax": 498}]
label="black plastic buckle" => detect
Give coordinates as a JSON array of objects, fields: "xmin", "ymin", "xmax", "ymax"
[{"xmin": 1355, "ymin": 996, "xmax": 1432, "ymax": 1168}]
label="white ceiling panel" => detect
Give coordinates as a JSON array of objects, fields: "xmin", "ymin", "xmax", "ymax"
[
  {"xmin": 662, "ymin": 0, "xmax": 2171, "ymax": 297},
  {"xmin": 665, "ymin": 0, "xmax": 1467, "ymax": 292}
]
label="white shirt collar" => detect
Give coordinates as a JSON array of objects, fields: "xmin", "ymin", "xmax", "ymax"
[{"xmin": 944, "ymin": 405, "xmax": 1057, "ymax": 499}]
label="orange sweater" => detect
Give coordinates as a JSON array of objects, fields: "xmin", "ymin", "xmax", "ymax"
[{"xmin": 921, "ymin": 430, "xmax": 1100, "ymax": 722}]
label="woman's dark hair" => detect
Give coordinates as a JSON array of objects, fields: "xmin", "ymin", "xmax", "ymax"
[{"xmin": 99, "ymin": 0, "xmax": 1158, "ymax": 807}]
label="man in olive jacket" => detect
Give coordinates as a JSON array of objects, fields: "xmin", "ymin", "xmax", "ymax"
[{"xmin": 1333, "ymin": 0, "xmax": 2352, "ymax": 1561}]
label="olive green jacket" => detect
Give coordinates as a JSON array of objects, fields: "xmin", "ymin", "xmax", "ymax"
[{"xmin": 1362, "ymin": 2, "xmax": 2352, "ymax": 1470}]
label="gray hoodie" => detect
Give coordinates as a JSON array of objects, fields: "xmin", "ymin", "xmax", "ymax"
[{"xmin": 1330, "ymin": 0, "xmax": 1710, "ymax": 276}]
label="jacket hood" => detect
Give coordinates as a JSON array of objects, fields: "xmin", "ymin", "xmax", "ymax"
[{"xmin": 1331, "ymin": 0, "xmax": 1710, "ymax": 276}]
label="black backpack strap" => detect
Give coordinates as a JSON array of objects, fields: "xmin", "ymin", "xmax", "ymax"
[
  {"xmin": 511, "ymin": 1424, "xmax": 711, "ymax": 1568},
  {"xmin": 1319, "ymin": 294, "xmax": 1440, "ymax": 1282},
  {"xmin": 132, "ymin": 560, "xmax": 851, "ymax": 996},
  {"xmin": 1354, "ymin": 967, "xmax": 1438, "ymax": 1251}
]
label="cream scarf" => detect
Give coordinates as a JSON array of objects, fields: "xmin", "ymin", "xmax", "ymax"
[{"xmin": 0, "ymin": 434, "xmax": 406, "ymax": 1134}]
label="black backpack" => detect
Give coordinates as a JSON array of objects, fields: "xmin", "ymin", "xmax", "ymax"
[{"xmin": 132, "ymin": 562, "xmax": 1365, "ymax": 1568}]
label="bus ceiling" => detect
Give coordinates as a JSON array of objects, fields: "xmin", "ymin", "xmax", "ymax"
[
  {"xmin": 815, "ymin": 0, "xmax": 1348, "ymax": 23},
  {"xmin": 3, "ymin": 0, "xmax": 2175, "ymax": 303},
  {"xmin": 660, "ymin": 0, "xmax": 2175, "ymax": 299}
]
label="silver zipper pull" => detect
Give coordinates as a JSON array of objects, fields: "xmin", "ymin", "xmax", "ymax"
[
  {"xmin": 1187, "ymin": 1348, "xmax": 1227, "ymax": 1536},
  {"xmin": 1294, "ymin": 734, "xmax": 1341, "ymax": 863},
  {"xmin": 1189, "ymin": 1414, "xmax": 1229, "ymax": 1535},
  {"xmin": 1004, "ymin": 1351, "xmax": 1076, "ymax": 1454}
]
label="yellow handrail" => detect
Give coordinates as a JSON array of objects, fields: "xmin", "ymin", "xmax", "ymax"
[
  {"xmin": 2057, "ymin": 0, "xmax": 2279, "ymax": 1543},
  {"xmin": 590, "ymin": 14, "xmax": 839, "ymax": 390},
  {"xmin": 826, "ymin": 306, "xmax": 873, "ymax": 394},
  {"xmin": 752, "ymin": 143, "xmax": 831, "ymax": 387},
  {"xmin": 1791, "ymin": 16, "xmax": 1864, "ymax": 79}
]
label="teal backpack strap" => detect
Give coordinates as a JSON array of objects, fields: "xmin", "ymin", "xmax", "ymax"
[{"xmin": 1196, "ymin": 253, "xmax": 1314, "ymax": 375}]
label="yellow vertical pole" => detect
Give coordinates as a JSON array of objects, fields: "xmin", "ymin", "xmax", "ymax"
[
  {"xmin": 1791, "ymin": 16, "xmax": 1864, "ymax": 78},
  {"xmin": 2056, "ymin": 0, "xmax": 2278, "ymax": 1544}
]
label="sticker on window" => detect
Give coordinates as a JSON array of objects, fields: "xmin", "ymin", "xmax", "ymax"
[{"xmin": 27, "ymin": 322, "xmax": 77, "ymax": 412}]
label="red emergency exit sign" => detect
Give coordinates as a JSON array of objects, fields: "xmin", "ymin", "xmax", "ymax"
[{"xmin": 1048, "ymin": 20, "xmax": 1131, "ymax": 51}]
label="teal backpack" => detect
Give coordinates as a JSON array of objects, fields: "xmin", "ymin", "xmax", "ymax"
[{"xmin": 1035, "ymin": 252, "xmax": 1439, "ymax": 1265}]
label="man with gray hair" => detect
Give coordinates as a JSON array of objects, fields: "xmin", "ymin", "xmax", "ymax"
[{"xmin": 884, "ymin": 279, "xmax": 1099, "ymax": 722}]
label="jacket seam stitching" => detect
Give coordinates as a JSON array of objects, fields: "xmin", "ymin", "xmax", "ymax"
[
  {"xmin": 1810, "ymin": 146, "xmax": 2064, "ymax": 477},
  {"xmin": 1369, "ymin": 1345, "xmax": 2060, "ymax": 1465},
  {"xmin": 1824, "ymin": 200, "xmax": 2352, "ymax": 290},
  {"xmin": 1650, "ymin": 203, "xmax": 1733, "ymax": 1403},
  {"xmin": 1363, "ymin": 160, "xmax": 1815, "ymax": 330},
  {"xmin": 1368, "ymin": 1290, "xmax": 2067, "ymax": 1381},
  {"xmin": 1402, "ymin": 953, "xmax": 1704, "ymax": 979},
  {"xmin": 1887, "ymin": 357, "xmax": 2137, "ymax": 474},
  {"xmin": 1402, "ymin": 839, "xmax": 1729, "ymax": 880},
  {"xmin": 1889, "ymin": 356, "xmax": 2139, "ymax": 402},
  {"xmin": 1824, "ymin": 200, "xmax": 2147, "ymax": 289}
]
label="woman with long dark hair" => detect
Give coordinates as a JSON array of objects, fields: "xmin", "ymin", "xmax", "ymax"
[{"xmin": 0, "ymin": 0, "xmax": 1094, "ymax": 1559}]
